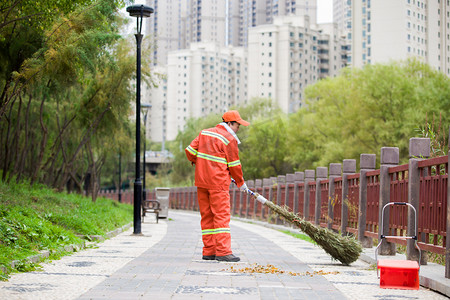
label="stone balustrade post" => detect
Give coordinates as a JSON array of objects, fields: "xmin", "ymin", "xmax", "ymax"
[
  {"xmin": 293, "ymin": 172, "xmax": 304, "ymax": 215},
  {"xmin": 192, "ymin": 186, "xmax": 197, "ymax": 211},
  {"xmin": 328, "ymin": 163, "xmax": 342, "ymax": 230},
  {"xmin": 315, "ymin": 167, "xmax": 328, "ymax": 225},
  {"xmin": 358, "ymin": 154, "xmax": 376, "ymax": 247},
  {"xmin": 232, "ymin": 183, "xmax": 238, "ymax": 215},
  {"xmin": 303, "ymin": 170, "xmax": 315, "ymax": 221},
  {"xmin": 285, "ymin": 173, "xmax": 295, "ymax": 227},
  {"xmin": 251, "ymin": 179, "xmax": 260, "ymax": 218},
  {"xmin": 408, "ymin": 138, "xmax": 430, "ymax": 265},
  {"xmin": 270, "ymin": 176, "xmax": 277, "ymax": 200},
  {"xmin": 262, "ymin": 178, "xmax": 272, "ymax": 220},
  {"xmin": 246, "ymin": 180, "xmax": 254, "ymax": 218},
  {"xmin": 183, "ymin": 187, "xmax": 188, "ymax": 209},
  {"xmin": 341, "ymin": 159, "xmax": 356, "ymax": 235},
  {"xmin": 379, "ymin": 147, "xmax": 399, "ymax": 255},
  {"xmin": 252, "ymin": 179, "xmax": 262, "ymax": 218},
  {"xmin": 276, "ymin": 175, "xmax": 286, "ymax": 224},
  {"xmin": 286, "ymin": 173, "xmax": 295, "ymax": 209}
]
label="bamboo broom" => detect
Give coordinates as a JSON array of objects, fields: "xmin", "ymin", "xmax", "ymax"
[{"xmin": 237, "ymin": 182, "xmax": 362, "ymax": 265}]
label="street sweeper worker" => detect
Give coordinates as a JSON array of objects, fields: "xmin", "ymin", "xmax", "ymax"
[{"xmin": 185, "ymin": 110, "xmax": 250, "ymax": 262}]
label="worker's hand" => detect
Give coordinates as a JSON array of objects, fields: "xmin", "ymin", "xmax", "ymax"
[{"xmin": 239, "ymin": 182, "xmax": 248, "ymax": 193}]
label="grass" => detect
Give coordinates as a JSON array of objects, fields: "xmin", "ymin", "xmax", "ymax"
[
  {"xmin": 279, "ymin": 229, "xmax": 316, "ymax": 244},
  {"xmin": 0, "ymin": 180, "xmax": 132, "ymax": 280}
]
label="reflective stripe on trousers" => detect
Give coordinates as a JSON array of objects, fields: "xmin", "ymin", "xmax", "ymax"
[{"xmin": 197, "ymin": 187, "xmax": 232, "ymax": 257}]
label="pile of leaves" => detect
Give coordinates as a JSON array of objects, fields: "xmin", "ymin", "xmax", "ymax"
[{"xmin": 223, "ymin": 263, "xmax": 339, "ymax": 277}]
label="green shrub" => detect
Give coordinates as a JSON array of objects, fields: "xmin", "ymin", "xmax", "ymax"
[{"xmin": 0, "ymin": 180, "xmax": 132, "ymax": 280}]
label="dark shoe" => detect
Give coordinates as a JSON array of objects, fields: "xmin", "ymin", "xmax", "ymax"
[
  {"xmin": 202, "ymin": 255, "xmax": 216, "ymax": 260},
  {"xmin": 216, "ymin": 254, "xmax": 240, "ymax": 262}
]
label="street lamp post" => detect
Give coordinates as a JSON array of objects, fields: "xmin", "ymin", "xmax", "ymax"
[
  {"xmin": 141, "ymin": 103, "xmax": 151, "ymax": 204},
  {"xmin": 118, "ymin": 152, "xmax": 122, "ymax": 203},
  {"xmin": 126, "ymin": 4, "xmax": 154, "ymax": 235}
]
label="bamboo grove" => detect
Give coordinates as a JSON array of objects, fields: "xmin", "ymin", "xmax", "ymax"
[{"xmin": 0, "ymin": 0, "xmax": 148, "ymax": 200}]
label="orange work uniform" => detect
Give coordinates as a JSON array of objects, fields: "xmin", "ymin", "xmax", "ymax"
[{"xmin": 185, "ymin": 124, "xmax": 245, "ymax": 257}]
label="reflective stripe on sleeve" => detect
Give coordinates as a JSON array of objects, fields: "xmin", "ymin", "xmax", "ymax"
[
  {"xmin": 197, "ymin": 152, "xmax": 227, "ymax": 164},
  {"xmin": 228, "ymin": 160, "xmax": 241, "ymax": 167},
  {"xmin": 186, "ymin": 145, "xmax": 198, "ymax": 156},
  {"xmin": 202, "ymin": 228, "xmax": 231, "ymax": 235},
  {"xmin": 201, "ymin": 130, "xmax": 230, "ymax": 145}
]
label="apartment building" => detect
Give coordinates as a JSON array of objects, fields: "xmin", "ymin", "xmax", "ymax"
[
  {"xmin": 334, "ymin": 0, "xmax": 449, "ymax": 75},
  {"xmin": 248, "ymin": 15, "xmax": 346, "ymax": 113},
  {"xmin": 146, "ymin": 0, "xmax": 227, "ymax": 66},
  {"xmin": 185, "ymin": 0, "xmax": 227, "ymax": 47},
  {"xmin": 144, "ymin": 66, "xmax": 168, "ymax": 146},
  {"xmin": 145, "ymin": 0, "xmax": 188, "ymax": 65},
  {"xmin": 238, "ymin": 0, "xmax": 318, "ymax": 47}
]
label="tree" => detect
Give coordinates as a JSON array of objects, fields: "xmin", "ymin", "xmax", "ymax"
[
  {"xmin": 0, "ymin": 0, "xmax": 98, "ymax": 118},
  {"xmin": 0, "ymin": 0, "xmax": 140, "ymax": 202},
  {"xmin": 287, "ymin": 59, "xmax": 450, "ymax": 169},
  {"xmin": 238, "ymin": 100, "xmax": 291, "ymax": 179}
]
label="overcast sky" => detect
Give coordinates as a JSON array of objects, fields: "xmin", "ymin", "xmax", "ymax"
[{"xmin": 317, "ymin": 0, "xmax": 333, "ymax": 23}]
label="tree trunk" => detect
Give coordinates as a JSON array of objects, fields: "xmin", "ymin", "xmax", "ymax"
[
  {"xmin": 31, "ymin": 95, "xmax": 48, "ymax": 185},
  {"xmin": 16, "ymin": 93, "xmax": 33, "ymax": 181},
  {"xmin": 12, "ymin": 94, "xmax": 23, "ymax": 181}
]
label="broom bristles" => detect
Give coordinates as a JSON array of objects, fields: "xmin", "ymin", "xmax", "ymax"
[{"xmin": 263, "ymin": 199, "xmax": 362, "ymax": 265}]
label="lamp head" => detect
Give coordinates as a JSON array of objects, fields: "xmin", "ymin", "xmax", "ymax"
[
  {"xmin": 141, "ymin": 103, "xmax": 152, "ymax": 111},
  {"xmin": 126, "ymin": 4, "xmax": 154, "ymax": 18}
]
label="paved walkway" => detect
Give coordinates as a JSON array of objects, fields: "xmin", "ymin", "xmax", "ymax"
[{"xmin": 0, "ymin": 210, "xmax": 448, "ymax": 299}]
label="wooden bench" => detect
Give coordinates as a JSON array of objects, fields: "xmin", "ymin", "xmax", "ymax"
[{"xmin": 142, "ymin": 199, "xmax": 161, "ymax": 223}]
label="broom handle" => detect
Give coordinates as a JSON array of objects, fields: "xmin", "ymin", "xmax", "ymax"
[{"xmin": 231, "ymin": 179, "xmax": 267, "ymax": 204}]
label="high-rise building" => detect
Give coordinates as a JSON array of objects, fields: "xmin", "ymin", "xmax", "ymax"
[
  {"xmin": 334, "ymin": 0, "xmax": 450, "ymax": 75},
  {"xmin": 237, "ymin": 0, "xmax": 318, "ymax": 47},
  {"xmin": 185, "ymin": 0, "xmax": 228, "ymax": 47},
  {"xmin": 145, "ymin": 0, "xmax": 188, "ymax": 66},
  {"xmin": 317, "ymin": 22, "xmax": 348, "ymax": 79},
  {"xmin": 145, "ymin": 65, "xmax": 168, "ymax": 146},
  {"xmin": 146, "ymin": 0, "xmax": 228, "ymax": 66},
  {"xmin": 248, "ymin": 15, "xmax": 345, "ymax": 113}
]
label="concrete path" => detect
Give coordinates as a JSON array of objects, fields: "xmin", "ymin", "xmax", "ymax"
[{"xmin": 0, "ymin": 210, "xmax": 448, "ymax": 299}]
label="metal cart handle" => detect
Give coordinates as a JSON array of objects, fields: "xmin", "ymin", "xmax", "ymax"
[{"xmin": 375, "ymin": 202, "xmax": 421, "ymax": 277}]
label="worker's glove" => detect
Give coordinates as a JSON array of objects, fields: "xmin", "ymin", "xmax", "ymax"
[{"xmin": 240, "ymin": 183, "xmax": 248, "ymax": 193}]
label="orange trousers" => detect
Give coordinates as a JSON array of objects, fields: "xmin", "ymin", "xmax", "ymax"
[{"xmin": 197, "ymin": 187, "xmax": 232, "ymax": 257}]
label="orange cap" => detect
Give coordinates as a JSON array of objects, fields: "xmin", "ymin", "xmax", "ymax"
[{"xmin": 222, "ymin": 110, "xmax": 250, "ymax": 126}]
